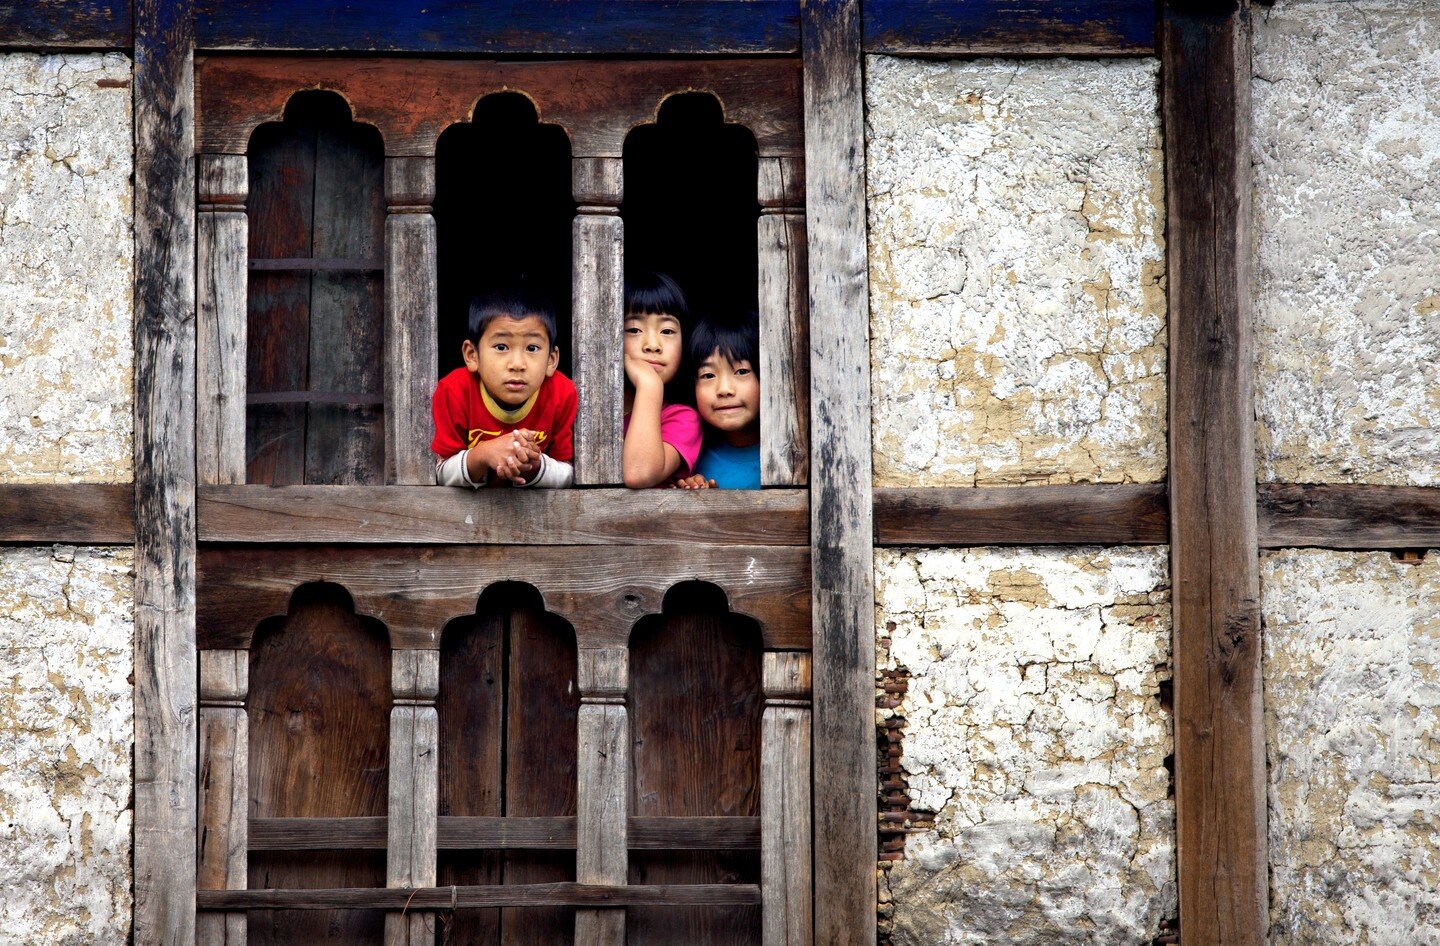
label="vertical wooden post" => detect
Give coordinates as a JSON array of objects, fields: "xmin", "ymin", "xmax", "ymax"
[
  {"xmin": 384, "ymin": 156, "xmax": 439, "ymax": 486},
  {"xmin": 757, "ymin": 157, "xmax": 810, "ymax": 487},
  {"xmin": 572, "ymin": 157, "xmax": 625, "ymax": 486},
  {"xmin": 197, "ymin": 154, "xmax": 249, "ymax": 486},
  {"xmin": 1162, "ymin": 3, "xmax": 1267, "ymax": 944},
  {"xmin": 133, "ymin": 0, "xmax": 198, "ymax": 941},
  {"xmin": 386, "ymin": 649, "xmax": 440, "ymax": 946},
  {"xmin": 802, "ymin": 2, "xmax": 876, "ymax": 943},
  {"xmin": 575, "ymin": 646, "xmax": 628, "ymax": 946},
  {"xmin": 762, "ymin": 652, "xmax": 813, "ymax": 946},
  {"xmin": 198, "ymin": 651, "xmax": 248, "ymax": 946}
]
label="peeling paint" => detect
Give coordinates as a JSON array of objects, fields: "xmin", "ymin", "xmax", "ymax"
[
  {"xmin": 875, "ymin": 547, "xmax": 1175, "ymax": 944},
  {"xmin": 0, "ymin": 53, "xmax": 134, "ymax": 483},
  {"xmin": 865, "ymin": 57, "xmax": 1166, "ymax": 488},
  {"xmin": 1263, "ymin": 550, "xmax": 1440, "ymax": 945},
  {"xmin": 0, "ymin": 546, "xmax": 134, "ymax": 945}
]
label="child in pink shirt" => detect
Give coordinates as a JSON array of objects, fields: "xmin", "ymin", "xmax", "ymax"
[{"xmin": 622, "ymin": 272, "xmax": 703, "ymax": 487}]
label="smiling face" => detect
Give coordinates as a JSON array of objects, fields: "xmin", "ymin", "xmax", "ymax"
[
  {"xmin": 694, "ymin": 348, "xmax": 760, "ymax": 445},
  {"xmin": 462, "ymin": 314, "xmax": 558, "ymax": 408},
  {"xmin": 623, "ymin": 311, "xmax": 683, "ymax": 385}
]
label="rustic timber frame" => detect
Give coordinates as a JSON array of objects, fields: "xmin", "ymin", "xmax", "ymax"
[{"xmin": 4, "ymin": 1, "xmax": 1439, "ymax": 944}]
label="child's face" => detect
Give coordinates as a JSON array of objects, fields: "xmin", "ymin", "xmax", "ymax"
[
  {"xmin": 462, "ymin": 315, "xmax": 558, "ymax": 408},
  {"xmin": 623, "ymin": 311, "xmax": 683, "ymax": 386},
  {"xmin": 694, "ymin": 349, "xmax": 760, "ymax": 437}
]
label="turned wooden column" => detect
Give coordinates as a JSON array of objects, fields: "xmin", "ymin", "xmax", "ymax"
[
  {"xmin": 197, "ymin": 650, "xmax": 249, "ymax": 946},
  {"xmin": 761, "ymin": 651, "xmax": 812, "ymax": 946},
  {"xmin": 757, "ymin": 156, "xmax": 810, "ymax": 486},
  {"xmin": 196, "ymin": 154, "xmax": 248, "ymax": 485},
  {"xmin": 575, "ymin": 646, "xmax": 629, "ymax": 945},
  {"xmin": 572, "ymin": 157, "xmax": 625, "ymax": 485},
  {"xmin": 384, "ymin": 156, "xmax": 439, "ymax": 485},
  {"xmin": 385, "ymin": 650, "xmax": 440, "ymax": 946}
]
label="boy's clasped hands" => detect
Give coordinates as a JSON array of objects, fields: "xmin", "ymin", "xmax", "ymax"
[{"xmin": 469, "ymin": 429, "xmax": 544, "ymax": 486}]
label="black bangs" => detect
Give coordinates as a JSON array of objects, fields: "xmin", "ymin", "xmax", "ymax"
[
  {"xmin": 688, "ymin": 311, "xmax": 759, "ymax": 373},
  {"xmin": 625, "ymin": 270, "xmax": 690, "ymax": 318}
]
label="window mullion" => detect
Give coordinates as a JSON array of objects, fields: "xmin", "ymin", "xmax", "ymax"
[
  {"xmin": 197, "ymin": 153, "xmax": 249, "ymax": 485},
  {"xmin": 572, "ymin": 156, "xmax": 626, "ymax": 486},
  {"xmin": 384, "ymin": 156, "xmax": 439, "ymax": 486}
]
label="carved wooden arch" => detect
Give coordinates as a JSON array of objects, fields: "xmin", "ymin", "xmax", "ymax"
[
  {"xmin": 244, "ymin": 85, "xmax": 385, "ymax": 153},
  {"xmin": 195, "ymin": 56, "xmax": 803, "ymax": 158}
]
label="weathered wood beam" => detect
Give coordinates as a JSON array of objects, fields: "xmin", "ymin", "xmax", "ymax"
[
  {"xmin": 0, "ymin": 0, "xmax": 130, "ymax": 49},
  {"xmin": 198, "ymin": 883, "xmax": 762, "ymax": 911},
  {"xmin": 802, "ymin": 1, "xmax": 877, "ymax": 943},
  {"xmin": 874, "ymin": 484, "xmax": 1169, "ymax": 546},
  {"xmin": 1258, "ymin": 484, "xmax": 1440, "ymax": 550},
  {"xmin": 133, "ymin": 0, "xmax": 199, "ymax": 942},
  {"xmin": 1161, "ymin": 3, "xmax": 1267, "ymax": 944},
  {"xmin": 863, "ymin": 0, "xmax": 1156, "ymax": 56},
  {"xmin": 761, "ymin": 652, "xmax": 813, "ymax": 946},
  {"xmin": 247, "ymin": 815, "xmax": 762, "ymax": 851},
  {"xmin": 575, "ymin": 647, "xmax": 629, "ymax": 946},
  {"xmin": 197, "ymin": 650, "xmax": 248, "ymax": 946},
  {"xmin": 0, "ymin": 484, "xmax": 135, "ymax": 544},
  {"xmin": 385, "ymin": 650, "xmax": 439, "ymax": 946}
]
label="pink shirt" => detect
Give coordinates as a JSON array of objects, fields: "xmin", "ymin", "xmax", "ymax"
[{"xmin": 624, "ymin": 402, "xmax": 703, "ymax": 478}]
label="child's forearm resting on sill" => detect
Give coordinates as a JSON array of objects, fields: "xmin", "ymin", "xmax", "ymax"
[{"xmin": 435, "ymin": 437, "xmax": 574, "ymax": 488}]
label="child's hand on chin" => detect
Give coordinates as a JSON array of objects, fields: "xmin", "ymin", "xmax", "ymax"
[{"xmin": 624, "ymin": 353, "xmax": 664, "ymax": 391}]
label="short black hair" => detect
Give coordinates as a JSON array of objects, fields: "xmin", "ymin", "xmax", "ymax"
[
  {"xmin": 467, "ymin": 288, "xmax": 557, "ymax": 348},
  {"xmin": 625, "ymin": 270, "xmax": 689, "ymax": 320},
  {"xmin": 689, "ymin": 311, "xmax": 759, "ymax": 375}
]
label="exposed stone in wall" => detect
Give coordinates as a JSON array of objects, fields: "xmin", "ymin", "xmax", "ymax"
[
  {"xmin": 0, "ymin": 546, "xmax": 134, "ymax": 944},
  {"xmin": 1263, "ymin": 550, "xmax": 1440, "ymax": 945},
  {"xmin": 0, "ymin": 53, "xmax": 133, "ymax": 483},
  {"xmin": 866, "ymin": 57, "xmax": 1166, "ymax": 488},
  {"xmin": 1253, "ymin": 4, "xmax": 1440, "ymax": 484},
  {"xmin": 875, "ymin": 547, "xmax": 1175, "ymax": 944}
]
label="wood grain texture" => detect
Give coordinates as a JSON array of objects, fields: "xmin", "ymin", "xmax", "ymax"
[
  {"xmin": 863, "ymin": 0, "xmax": 1155, "ymax": 55},
  {"xmin": 1162, "ymin": 5, "xmax": 1267, "ymax": 945},
  {"xmin": 0, "ymin": 0, "xmax": 130, "ymax": 48},
  {"xmin": 573, "ymin": 158, "xmax": 625, "ymax": 486},
  {"xmin": 802, "ymin": 2, "xmax": 876, "ymax": 942},
  {"xmin": 761, "ymin": 653, "xmax": 811, "ymax": 946},
  {"xmin": 576, "ymin": 647, "xmax": 628, "ymax": 946},
  {"xmin": 199, "ymin": 650, "xmax": 249, "ymax": 946},
  {"xmin": 195, "ymin": 0, "xmax": 798, "ymax": 54},
  {"xmin": 199, "ymin": 883, "xmax": 763, "ymax": 910},
  {"xmin": 196, "ymin": 57, "xmax": 803, "ymax": 159},
  {"xmin": 873, "ymin": 484, "xmax": 1169, "ymax": 546},
  {"xmin": 1258, "ymin": 483, "xmax": 1440, "ymax": 549},
  {"xmin": 385, "ymin": 650, "xmax": 438, "ymax": 946},
  {"xmin": 0, "ymin": 484, "xmax": 135, "ymax": 543},
  {"xmin": 757, "ymin": 156, "xmax": 810, "ymax": 486},
  {"xmin": 248, "ymin": 816, "xmax": 761, "ymax": 851},
  {"xmin": 196, "ymin": 485, "xmax": 808, "ymax": 545},
  {"xmin": 384, "ymin": 157, "xmax": 438, "ymax": 486},
  {"xmin": 198, "ymin": 154, "xmax": 249, "ymax": 486},
  {"xmin": 198, "ymin": 544, "xmax": 811, "ymax": 651},
  {"xmin": 132, "ymin": 1, "xmax": 199, "ymax": 942}
]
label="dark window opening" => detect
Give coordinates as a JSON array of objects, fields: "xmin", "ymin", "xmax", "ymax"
[
  {"xmin": 246, "ymin": 90, "xmax": 385, "ymax": 485},
  {"xmin": 435, "ymin": 93, "xmax": 575, "ymax": 377}
]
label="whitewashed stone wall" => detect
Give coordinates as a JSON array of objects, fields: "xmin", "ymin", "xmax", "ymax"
[
  {"xmin": 0, "ymin": 546, "xmax": 134, "ymax": 944},
  {"xmin": 876, "ymin": 547, "xmax": 1175, "ymax": 944},
  {"xmin": 0, "ymin": 52, "xmax": 133, "ymax": 483},
  {"xmin": 866, "ymin": 57, "xmax": 1166, "ymax": 488},
  {"xmin": 0, "ymin": 52, "xmax": 134, "ymax": 946},
  {"xmin": 1263, "ymin": 550, "xmax": 1440, "ymax": 945},
  {"xmin": 1253, "ymin": 3, "xmax": 1440, "ymax": 485}
]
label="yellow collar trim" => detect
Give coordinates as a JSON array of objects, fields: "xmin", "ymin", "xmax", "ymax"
[{"xmin": 481, "ymin": 382, "xmax": 540, "ymax": 425}]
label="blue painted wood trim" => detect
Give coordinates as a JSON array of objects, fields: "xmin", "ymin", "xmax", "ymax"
[
  {"xmin": 0, "ymin": 0, "xmax": 131, "ymax": 49},
  {"xmin": 864, "ymin": 0, "xmax": 1157, "ymax": 54},
  {"xmin": 195, "ymin": 0, "xmax": 801, "ymax": 53}
]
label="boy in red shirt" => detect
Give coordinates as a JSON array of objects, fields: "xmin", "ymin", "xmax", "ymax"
[{"xmin": 431, "ymin": 290, "xmax": 577, "ymax": 488}]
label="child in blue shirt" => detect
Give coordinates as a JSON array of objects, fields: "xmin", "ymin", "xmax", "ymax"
[{"xmin": 673, "ymin": 312, "xmax": 761, "ymax": 489}]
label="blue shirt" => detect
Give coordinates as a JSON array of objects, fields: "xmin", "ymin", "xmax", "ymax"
[{"xmin": 695, "ymin": 441, "xmax": 761, "ymax": 489}]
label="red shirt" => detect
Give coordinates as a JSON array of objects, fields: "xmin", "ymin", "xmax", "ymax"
[{"xmin": 430, "ymin": 367, "xmax": 577, "ymax": 463}]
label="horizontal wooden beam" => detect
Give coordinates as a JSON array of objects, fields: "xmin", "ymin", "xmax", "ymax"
[
  {"xmin": 0, "ymin": 484, "xmax": 135, "ymax": 544},
  {"xmin": 249, "ymin": 815, "xmax": 760, "ymax": 851},
  {"xmin": 1257, "ymin": 483, "xmax": 1440, "ymax": 550},
  {"xmin": 195, "ymin": 0, "xmax": 799, "ymax": 53},
  {"xmin": 863, "ymin": 0, "xmax": 1156, "ymax": 56},
  {"xmin": 0, "ymin": 0, "xmax": 130, "ymax": 49},
  {"xmin": 874, "ymin": 484, "xmax": 1170, "ymax": 546},
  {"xmin": 197, "ymin": 486, "xmax": 808, "ymax": 546},
  {"xmin": 198, "ymin": 882, "xmax": 761, "ymax": 910}
]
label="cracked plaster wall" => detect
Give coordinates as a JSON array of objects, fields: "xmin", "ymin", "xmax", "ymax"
[
  {"xmin": 876, "ymin": 547, "xmax": 1175, "ymax": 944},
  {"xmin": 0, "ymin": 53, "xmax": 133, "ymax": 483},
  {"xmin": 1263, "ymin": 550, "xmax": 1440, "ymax": 944},
  {"xmin": 1253, "ymin": 3, "xmax": 1440, "ymax": 484},
  {"xmin": 866, "ymin": 57, "xmax": 1166, "ymax": 487},
  {"xmin": 0, "ymin": 546, "xmax": 134, "ymax": 945}
]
